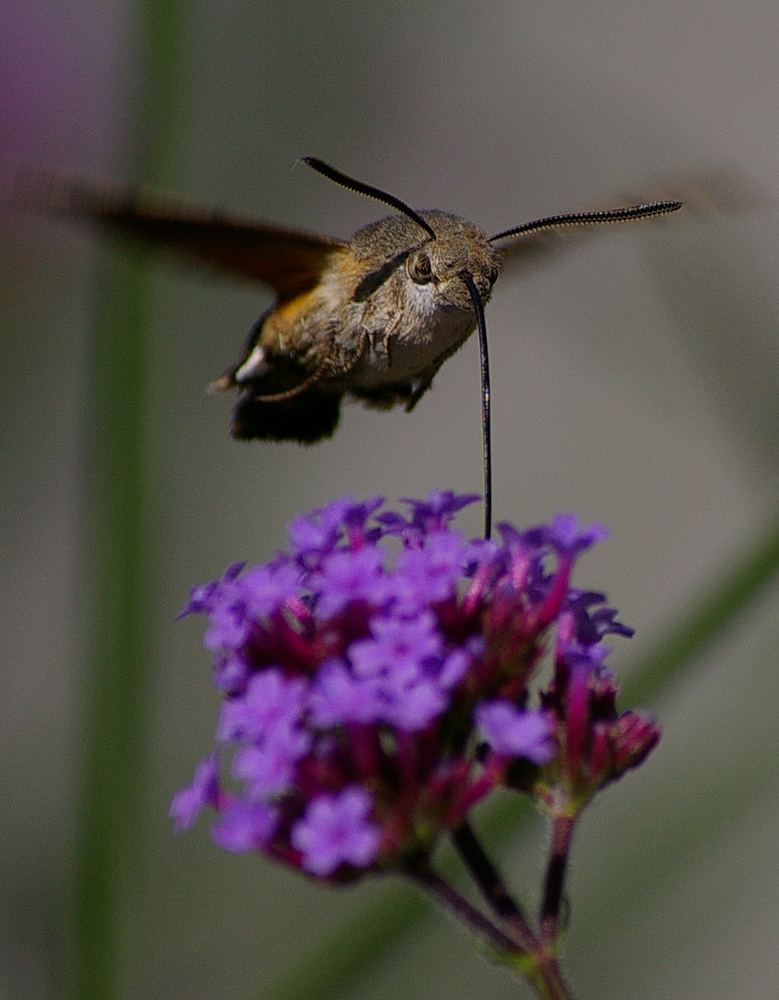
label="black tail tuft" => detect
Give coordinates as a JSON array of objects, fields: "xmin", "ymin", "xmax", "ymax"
[{"xmin": 230, "ymin": 389, "xmax": 342, "ymax": 444}]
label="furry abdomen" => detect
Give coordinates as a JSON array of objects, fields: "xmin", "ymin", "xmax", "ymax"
[{"xmin": 231, "ymin": 388, "xmax": 343, "ymax": 444}]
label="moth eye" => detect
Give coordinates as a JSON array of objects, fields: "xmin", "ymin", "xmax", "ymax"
[{"xmin": 407, "ymin": 252, "xmax": 433, "ymax": 285}]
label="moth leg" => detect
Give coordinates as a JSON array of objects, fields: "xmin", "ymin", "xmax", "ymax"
[
  {"xmin": 256, "ymin": 329, "xmax": 369, "ymax": 402},
  {"xmin": 255, "ymin": 351, "xmax": 332, "ymax": 402},
  {"xmin": 329, "ymin": 329, "xmax": 370, "ymax": 380},
  {"xmin": 405, "ymin": 378, "xmax": 432, "ymax": 411},
  {"xmin": 381, "ymin": 331, "xmax": 394, "ymax": 370},
  {"xmin": 405, "ymin": 362, "xmax": 442, "ymax": 411},
  {"xmin": 231, "ymin": 332, "xmax": 371, "ymax": 444},
  {"xmin": 380, "ymin": 311, "xmax": 407, "ymax": 369}
]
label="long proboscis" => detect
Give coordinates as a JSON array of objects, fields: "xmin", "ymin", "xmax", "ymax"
[{"xmin": 462, "ymin": 272, "xmax": 492, "ymax": 541}]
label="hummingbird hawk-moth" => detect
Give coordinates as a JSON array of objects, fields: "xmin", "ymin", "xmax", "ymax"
[
  {"xmin": 21, "ymin": 157, "xmax": 681, "ymax": 444},
  {"xmin": 19, "ymin": 158, "xmax": 682, "ymax": 535}
]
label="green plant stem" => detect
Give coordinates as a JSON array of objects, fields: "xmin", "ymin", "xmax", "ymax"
[
  {"xmin": 70, "ymin": 248, "xmax": 152, "ymax": 1000},
  {"xmin": 68, "ymin": 7, "xmax": 184, "ymax": 999}
]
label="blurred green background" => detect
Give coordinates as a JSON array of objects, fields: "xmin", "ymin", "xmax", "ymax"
[{"xmin": 2, "ymin": 4, "xmax": 778, "ymax": 999}]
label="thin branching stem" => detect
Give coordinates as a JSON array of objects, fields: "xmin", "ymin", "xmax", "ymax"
[
  {"xmin": 539, "ymin": 815, "xmax": 576, "ymax": 947},
  {"xmin": 408, "ymin": 867, "xmax": 524, "ymax": 956},
  {"xmin": 452, "ymin": 820, "xmax": 538, "ymax": 952}
]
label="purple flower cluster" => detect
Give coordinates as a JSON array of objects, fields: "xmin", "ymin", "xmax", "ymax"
[{"xmin": 172, "ymin": 493, "xmax": 659, "ymax": 879}]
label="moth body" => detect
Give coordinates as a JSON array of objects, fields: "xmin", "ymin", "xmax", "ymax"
[
  {"xmin": 17, "ymin": 159, "xmax": 680, "ymax": 445},
  {"xmin": 223, "ymin": 210, "xmax": 503, "ymax": 440}
]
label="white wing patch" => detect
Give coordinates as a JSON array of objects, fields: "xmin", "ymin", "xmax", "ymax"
[{"xmin": 235, "ymin": 345, "xmax": 268, "ymax": 383}]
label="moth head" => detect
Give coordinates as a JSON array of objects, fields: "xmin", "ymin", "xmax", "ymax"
[
  {"xmin": 402, "ymin": 211, "xmax": 502, "ymax": 312},
  {"xmin": 302, "ymin": 158, "xmax": 501, "ymax": 311}
]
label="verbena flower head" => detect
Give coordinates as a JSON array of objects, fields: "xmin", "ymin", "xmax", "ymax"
[{"xmin": 172, "ymin": 493, "xmax": 659, "ymax": 880}]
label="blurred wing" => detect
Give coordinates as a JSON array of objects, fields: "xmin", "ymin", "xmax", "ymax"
[
  {"xmin": 493, "ymin": 227, "xmax": 579, "ymax": 272},
  {"xmin": 12, "ymin": 171, "xmax": 348, "ymax": 299}
]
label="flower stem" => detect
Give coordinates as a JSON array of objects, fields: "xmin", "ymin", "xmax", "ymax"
[
  {"xmin": 539, "ymin": 814, "xmax": 576, "ymax": 947},
  {"xmin": 524, "ymin": 955, "xmax": 576, "ymax": 1000},
  {"xmin": 452, "ymin": 820, "xmax": 538, "ymax": 952},
  {"xmin": 408, "ymin": 866, "xmax": 523, "ymax": 956},
  {"xmin": 410, "ymin": 863, "xmax": 575, "ymax": 999}
]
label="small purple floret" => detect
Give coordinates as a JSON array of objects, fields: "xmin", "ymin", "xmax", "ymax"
[
  {"xmin": 477, "ymin": 704, "xmax": 556, "ymax": 764},
  {"xmin": 308, "ymin": 658, "xmax": 383, "ymax": 726},
  {"xmin": 350, "ymin": 612, "xmax": 442, "ymax": 681},
  {"xmin": 313, "ymin": 546, "xmax": 388, "ymax": 617},
  {"xmin": 212, "ymin": 800, "xmax": 277, "ymax": 853},
  {"xmin": 217, "ymin": 669, "xmax": 307, "ymax": 743},
  {"xmin": 549, "ymin": 514, "xmax": 609, "ymax": 556},
  {"xmin": 170, "ymin": 755, "xmax": 218, "ymax": 832},
  {"xmin": 291, "ymin": 787, "xmax": 381, "ymax": 876},
  {"xmin": 378, "ymin": 491, "xmax": 479, "ymax": 538}
]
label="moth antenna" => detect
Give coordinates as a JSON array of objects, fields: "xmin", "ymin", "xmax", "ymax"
[
  {"xmin": 462, "ymin": 272, "xmax": 492, "ymax": 541},
  {"xmin": 301, "ymin": 157, "xmax": 437, "ymax": 242},
  {"xmin": 488, "ymin": 199, "xmax": 683, "ymax": 243}
]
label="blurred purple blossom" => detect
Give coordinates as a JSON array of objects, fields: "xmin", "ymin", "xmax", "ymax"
[
  {"xmin": 476, "ymin": 703, "xmax": 556, "ymax": 764},
  {"xmin": 291, "ymin": 787, "xmax": 381, "ymax": 876},
  {"xmin": 173, "ymin": 493, "xmax": 658, "ymax": 880}
]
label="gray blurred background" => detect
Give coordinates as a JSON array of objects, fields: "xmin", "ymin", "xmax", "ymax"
[{"xmin": 2, "ymin": 3, "xmax": 778, "ymax": 998}]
